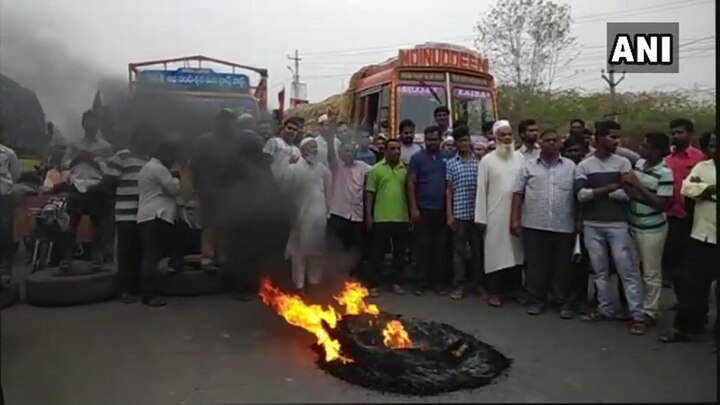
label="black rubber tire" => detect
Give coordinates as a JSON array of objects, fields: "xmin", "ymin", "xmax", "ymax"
[
  {"xmin": 156, "ymin": 261, "xmax": 224, "ymax": 297},
  {"xmin": 24, "ymin": 264, "xmax": 119, "ymax": 307},
  {"xmin": 0, "ymin": 282, "xmax": 20, "ymax": 309}
]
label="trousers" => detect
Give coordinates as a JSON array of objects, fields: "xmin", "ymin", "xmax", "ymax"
[
  {"xmin": 584, "ymin": 224, "xmax": 643, "ymax": 321},
  {"xmin": 413, "ymin": 209, "xmax": 447, "ymax": 290},
  {"xmin": 452, "ymin": 219, "xmax": 482, "ymax": 287},
  {"xmin": 116, "ymin": 221, "xmax": 143, "ymax": 295},
  {"xmin": 523, "ymin": 228, "xmax": 575, "ymax": 306},
  {"xmin": 630, "ymin": 225, "xmax": 668, "ymax": 319},
  {"xmin": 368, "ymin": 222, "xmax": 410, "ymax": 288},
  {"xmin": 138, "ymin": 219, "xmax": 183, "ymax": 297},
  {"xmin": 673, "ymin": 239, "xmax": 717, "ymax": 341}
]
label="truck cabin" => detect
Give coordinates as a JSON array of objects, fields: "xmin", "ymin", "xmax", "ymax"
[
  {"xmin": 350, "ymin": 44, "xmax": 497, "ymax": 140},
  {"xmin": 127, "ymin": 56, "xmax": 268, "ymax": 138}
]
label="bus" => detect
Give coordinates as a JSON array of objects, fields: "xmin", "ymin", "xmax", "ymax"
[{"xmin": 346, "ymin": 43, "xmax": 497, "ymax": 139}]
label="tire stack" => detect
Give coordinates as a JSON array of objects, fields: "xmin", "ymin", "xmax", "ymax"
[{"xmin": 24, "ymin": 261, "xmax": 119, "ymax": 307}]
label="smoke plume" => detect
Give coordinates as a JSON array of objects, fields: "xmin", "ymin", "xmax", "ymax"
[{"xmin": 0, "ymin": 11, "xmax": 122, "ymax": 140}]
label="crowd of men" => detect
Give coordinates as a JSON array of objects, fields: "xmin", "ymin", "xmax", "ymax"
[
  {"xmin": 258, "ymin": 110, "xmax": 716, "ymax": 347},
  {"xmin": 0, "ymin": 106, "xmax": 716, "ymax": 349}
]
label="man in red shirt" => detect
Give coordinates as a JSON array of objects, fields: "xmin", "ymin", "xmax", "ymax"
[{"xmin": 663, "ymin": 118, "xmax": 705, "ymax": 289}]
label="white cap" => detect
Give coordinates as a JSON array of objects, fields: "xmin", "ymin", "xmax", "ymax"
[
  {"xmin": 492, "ymin": 120, "xmax": 511, "ymax": 135},
  {"xmin": 300, "ymin": 137, "xmax": 316, "ymax": 148}
]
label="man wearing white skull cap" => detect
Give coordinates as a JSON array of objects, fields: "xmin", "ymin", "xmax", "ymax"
[{"xmin": 474, "ymin": 119, "xmax": 526, "ymax": 307}]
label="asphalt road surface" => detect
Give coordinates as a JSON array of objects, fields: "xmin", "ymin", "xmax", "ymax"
[{"xmin": 2, "ymin": 271, "xmax": 717, "ymax": 404}]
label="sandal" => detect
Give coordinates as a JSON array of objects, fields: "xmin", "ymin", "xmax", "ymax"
[
  {"xmin": 580, "ymin": 310, "xmax": 613, "ymax": 322},
  {"xmin": 629, "ymin": 321, "xmax": 647, "ymax": 335},
  {"xmin": 119, "ymin": 293, "xmax": 138, "ymax": 304},
  {"xmin": 487, "ymin": 296, "xmax": 503, "ymax": 307},
  {"xmin": 450, "ymin": 288, "xmax": 464, "ymax": 300},
  {"xmin": 659, "ymin": 331, "xmax": 691, "ymax": 344}
]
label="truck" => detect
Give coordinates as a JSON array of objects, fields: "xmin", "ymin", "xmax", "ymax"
[
  {"xmin": 289, "ymin": 43, "xmax": 498, "ymax": 138},
  {"xmin": 123, "ymin": 55, "xmax": 269, "ymax": 140}
]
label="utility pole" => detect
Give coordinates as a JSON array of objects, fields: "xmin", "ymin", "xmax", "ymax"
[
  {"xmin": 601, "ymin": 69, "xmax": 626, "ymax": 122},
  {"xmin": 288, "ymin": 49, "xmax": 301, "ymax": 108}
]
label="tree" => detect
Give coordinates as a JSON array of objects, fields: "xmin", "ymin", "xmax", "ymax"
[
  {"xmin": 474, "ymin": 0, "xmax": 577, "ymax": 94},
  {"xmin": 496, "ymin": 86, "xmax": 716, "ymax": 144}
]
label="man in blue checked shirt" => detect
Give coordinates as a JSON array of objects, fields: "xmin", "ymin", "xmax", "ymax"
[{"xmin": 445, "ymin": 126, "xmax": 482, "ymax": 300}]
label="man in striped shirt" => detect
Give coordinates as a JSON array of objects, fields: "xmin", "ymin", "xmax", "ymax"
[
  {"xmin": 103, "ymin": 125, "xmax": 151, "ymax": 303},
  {"xmin": 621, "ymin": 133, "xmax": 674, "ymax": 324}
]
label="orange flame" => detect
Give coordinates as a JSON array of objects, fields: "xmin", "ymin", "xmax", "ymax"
[
  {"xmin": 260, "ymin": 278, "xmax": 412, "ymax": 362},
  {"xmin": 382, "ymin": 320, "xmax": 413, "ymax": 349},
  {"xmin": 333, "ymin": 281, "xmax": 380, "ymax": 316},
  {"xmin": 259, "ymin": 279, "xmax": 351, "ymax": 363}
]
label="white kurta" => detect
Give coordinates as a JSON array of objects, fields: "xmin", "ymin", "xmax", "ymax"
[
  {"xmin": 474, "ymin": 150, "xmax": 525, "ymax": 273},
  {"xmin": 280, "ymin": 158, "xmax": 332, "ymax": 259}
]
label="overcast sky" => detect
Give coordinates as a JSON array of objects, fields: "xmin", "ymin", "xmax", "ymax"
[{"xmin": 0, "ymin": 0, "xmax": 715, "ymax": 127}]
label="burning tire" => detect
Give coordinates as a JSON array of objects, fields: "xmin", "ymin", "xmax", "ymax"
[
  {"xmin": 317, "ymin": 312, "xmax": 511, "ymax": 396},
  {"xmin": 24, "ymin": 262, "xmax": 118, "ymax": 307},
  {"xmin": 0, "ymin": 282, "xmax": 20, "ymax": 309},
  {"xmin": 260, "ymin": 278, "xmax": 511, "ymax": 396},
  {"xmin": 155, "ymin": 259, "xmax": 224, "ymax": 297}
]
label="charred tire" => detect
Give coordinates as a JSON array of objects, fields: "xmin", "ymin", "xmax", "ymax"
[
  {"xmin": 0, "ymin": 283, "xmax": 20, "ymax": 309},
  {"xmin": 318, "ymin": 313, "xmax": 511, "ymax": 396},
  {"xmin": 24, "ymin": 265, "xmax": 119, "ymax": 307},
  {"xmin": 156, "ymin": 260, "xmax": 224, "ymax": 297}
]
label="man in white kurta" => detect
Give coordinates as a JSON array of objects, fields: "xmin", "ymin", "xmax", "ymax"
[
  {"xmin": 475, "ymin": 120, "xmax": 525, "ymax": 307},
  {"xmin": 280, "ymin": 137, "xmax": 332, "ymax": 293}
]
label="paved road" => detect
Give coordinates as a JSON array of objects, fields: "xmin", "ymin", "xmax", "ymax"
[{"xmin": 2, "ymin": 275, "xmax": 717, "ymax": 404}]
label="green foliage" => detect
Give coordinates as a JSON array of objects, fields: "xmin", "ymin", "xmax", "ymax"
[
  {"xmin": 475, "ymin": 0, "xmax": 575, "ymax": 91},
  {"xmin": 496, "ymin": 86, "xmax": 716, "ymax": 142}
]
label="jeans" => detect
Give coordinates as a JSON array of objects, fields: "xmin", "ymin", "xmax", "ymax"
[
  {"xmin": 138, "ymin": 219, "xmax": 183, "ymax": 298},
  {"xmin": 630, "ymin": 225, "xmax": 668, "ymax": 319},
  {"xmin": 368, "ymin": 222, "xmax": 410, "ymax": 288},
  {"xmin": 116, "ymin": 221, "xmax": 143, "ymax": 295},
  {"xmin": 452, "ymin": 219, "xmax": 482, "ymax": 287},
  {"xmin": 523, "ymin": 228, "xmax": 575, "ymax": 306},
  {"xmin": 413, "ymin": 209, "xmax": 447, "ymax": 291},
  {"xmin": 583, "ymin": 224, "xmax": 644, "ymax": 321}
]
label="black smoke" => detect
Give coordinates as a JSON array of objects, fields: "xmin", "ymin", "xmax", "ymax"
[
  {"xmin": 0, "ymin": 8, "xmax": 300, "ymax": 291},
  {"xmin": 0, "ymin": 10, "xmax": 119, "ymax": 140}
]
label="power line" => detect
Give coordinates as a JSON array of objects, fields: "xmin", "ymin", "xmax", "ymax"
[
  {"xmin": 300, "ymin": 0, "xmax": 711, "ymax": 60},
  {"xmin": 302, "ymin": 38, "xmax": 715, "ymax": 76}
]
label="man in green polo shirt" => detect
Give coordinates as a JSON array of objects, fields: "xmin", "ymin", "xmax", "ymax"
[
  {"xmin": 365, "ymin": 138, "xmax": 410, "ymax": 296},
  {"xmin": 621, "ymin": 132, "xmax": 674, "ymax": 324}
]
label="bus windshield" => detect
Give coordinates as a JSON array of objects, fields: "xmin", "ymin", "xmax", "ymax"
[
  {"xmin": 397, "ymin": 85, "xmax": 447, "ymax": 133},
  {"xmin": 451, "ymin": 87, "xmax": 494, "ymax": 137}
]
